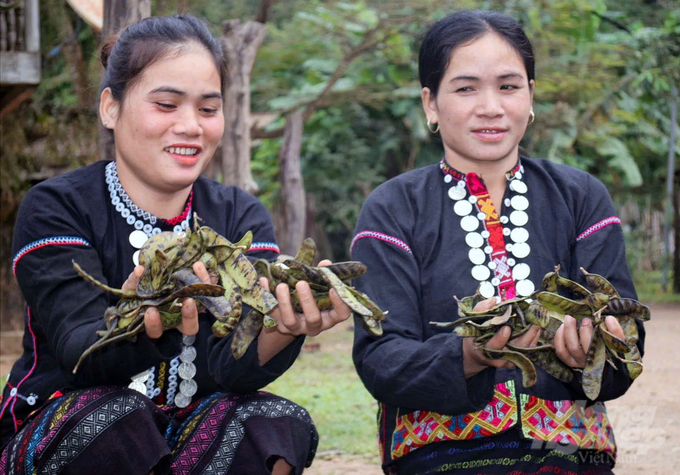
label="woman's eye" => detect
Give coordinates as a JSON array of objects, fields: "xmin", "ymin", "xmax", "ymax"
[
  {"xmin": 200, "ymin": 108, "xmax": 219, "ymax": 114},
  {"xmin": 456, "ymin": 86, "xmax": 473, "ymax": 93},
  {"xmin": 500, "ymin": 85, "xmax": 519, "ymax": 90},
  {"xmin": 156, "ymin": 103, "xmax": 176, "ymax": 110}
]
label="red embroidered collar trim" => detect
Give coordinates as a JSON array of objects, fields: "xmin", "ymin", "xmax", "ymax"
[
  {"xmin": 162, "ymin": 191, "xmax": 194, "ymax": 225},
  {"xmin": 439, "ymin": 158, "xmax": 522, "ymax": 182}
]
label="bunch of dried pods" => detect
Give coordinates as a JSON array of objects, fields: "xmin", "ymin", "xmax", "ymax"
[
  {"xmin": 431, "ymin": 265, "xmax": 650, "ymax": 400},
  {"xmin": 72, "ymin": 216, "xmax": 384, "ymax": 372}
]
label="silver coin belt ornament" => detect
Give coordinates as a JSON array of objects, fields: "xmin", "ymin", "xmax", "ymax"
[
  {"xmin": 441, "ymin": 159, "xmax": 533, "ymax": 300},
  {"xmin": 105, "ymin": 162, "xmax": 199, "ymax": 407}
]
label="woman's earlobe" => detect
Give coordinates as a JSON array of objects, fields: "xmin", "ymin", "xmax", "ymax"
[{"xmin": 99, "ymin": 87, "xmax": 119, "ymax": 128}]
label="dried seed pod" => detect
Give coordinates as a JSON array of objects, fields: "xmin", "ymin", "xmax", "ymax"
[
  {"xmin": 507, "ymin": 343, "xmax": 574, "ymax": 383},
  {"xmin": 294, "ymin": 237, "xmax": 316, "ymax": 265},
  {"xmin": 325, "ymin": 261, "xmax": 368, "ymax": 281},
  {"xmin": 225, "ymin": 250, "xmax": 258, "ymax": 290},
  {"xmin": 455, "ymin": 292, "xmax": 485, "ymax": 316},
  {"xmin": 525, "ymin": 301, "xmax": 565, "ymax": 333},
  {"xmin": 583, "ymin": 332, "xmax": 607, "ymax": 400},
  {"xmin": 580, "ymin": 268, "xmax": 620, "ymax": 298},
  {"xmin": 535, "ymin": 292, "xmax": 592, "ymax": 318},
  {"xmin": 599, "ymin": 324, "xmax": 628, "ymax": 353},
  {"xmin": 450, "ymin": 323, "xmax": 482, "ymax": 337},
  {"xmin": 583, "ymin": 292, "xmax": 611, "ymax": 312},
  {"xmin": 241, "ymin": 283, "xmax": 279, "ymax": 315},
  {"xmin": 314, "ymin": 267, "xmax": 370, "ymax": 316},
  {"xmin": 432, "ymin": 263, "xmax": 650, "ymax": 396},
  {"xmin": 230, "ymin": 310, "xmax": 264, "ymax": 360},
  {"xmin": 481, "ymin": 347, "xmax": 538, "ymax": 387},
  {"xmin": 606, "ymin": 298, "xmax": 651, "ymax": 321}
]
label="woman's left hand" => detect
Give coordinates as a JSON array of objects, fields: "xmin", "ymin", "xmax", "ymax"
[
  {"xmin": 263, "ymin": 259, "xmax": 352, "ymax": 337},
  {"xmin": 123, "ymin": 262, "xmax": 211, "ymax": 339},
  {"xmin": 554, "ymin": 314, "xmax": 625, "ymax": 368}
]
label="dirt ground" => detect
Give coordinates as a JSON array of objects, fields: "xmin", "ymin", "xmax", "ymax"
[{"xmin": 1, "ymin": 302, "xmax": 678, "ymax": 474}]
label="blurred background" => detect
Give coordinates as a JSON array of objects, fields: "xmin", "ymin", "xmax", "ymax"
[{"xmin": 0, "ymin": 1, "xmax": 678, "ymax": 473}]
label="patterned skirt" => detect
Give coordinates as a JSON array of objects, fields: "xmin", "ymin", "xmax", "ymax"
[{"xmin": 0, "ymin": 387, "xmax": 318, "ymax": 475}]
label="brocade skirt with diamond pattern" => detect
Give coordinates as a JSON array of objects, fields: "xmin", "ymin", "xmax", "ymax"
[{"xmin": 0, "ymin": 387, "xmax": 318, "ymax": 475}]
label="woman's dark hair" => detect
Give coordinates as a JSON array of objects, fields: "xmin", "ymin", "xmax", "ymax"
[
  {"xmin": 100, "ymin": 15, "xmax": 226, "ymax": 104},
  {"xmin": 419, "ymin": 10, "xmax": 534, "ymax": 97}
]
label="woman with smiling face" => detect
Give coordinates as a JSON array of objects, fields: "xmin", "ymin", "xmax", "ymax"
[
  {"xmin": 351, "ymin": 11, "xmax": 643, "ymax": 474},
  {"xmin": 1, "ymin": 15, "xmax": 351, "ymax": 475}
]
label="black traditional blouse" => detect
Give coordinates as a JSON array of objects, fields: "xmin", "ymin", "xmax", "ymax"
[
  {"xmin": 1, "ymin": 160, "xmax": 303, "ymax": 445},
  {"xmin": 351, "ymin": 157, "xmax": 644, "ymax": 474}
]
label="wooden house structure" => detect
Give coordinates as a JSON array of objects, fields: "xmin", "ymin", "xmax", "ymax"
[{"xmin": 0, "ymin": 0, "xmax": 40, "ymax": 118}]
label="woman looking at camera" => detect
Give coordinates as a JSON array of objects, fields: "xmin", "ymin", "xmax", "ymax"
[{"xmin": 351, "ymin": 10, "xmax": 642, "ymax": 475}]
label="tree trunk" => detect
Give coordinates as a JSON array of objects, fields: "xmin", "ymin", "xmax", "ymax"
[
  {"xmin": 304, "ymin": 194, "xmax": 334, "ymax": 263},
  {"xmin": 277, "ymin": 110, "xmax": 306, "ymax": 255},
  {"xmin": 54, "ymin": 3, "xmax": 92, "ymax": 109},
  {"xmin": 673, "ymin": 169, "xmax": 680, "ymax": 293},
  {"xmin": 662, "ymin": 87, "xmax": 677, "ymax": 291},
  {"xmin": 220, "ymin": 19, "xmax": 267, "ymax": 194},
  {"xmin": 98, "ymin": 0, "xmax": 151, "ymax": 160}
]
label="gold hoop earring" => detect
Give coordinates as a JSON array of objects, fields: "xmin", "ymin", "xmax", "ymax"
[
  {"xmin": 528, "ymin": 110, "xmax": 535, "ymax": 125},
  {"xmin": 427, "ymin": 118, "xmax": 439, "ymax": 134}
]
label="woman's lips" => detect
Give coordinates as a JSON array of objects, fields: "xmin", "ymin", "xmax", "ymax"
[
  {"xmin": 166, "ymin": 150, "xmax": 201, "ymax": 165},
  {"xmin": 472, "ymin": 129, "xmax": 508, "ymax": 142},
  {"xmin": 164, "ymin": 146, "xmax": 202, "ymax": 166}
]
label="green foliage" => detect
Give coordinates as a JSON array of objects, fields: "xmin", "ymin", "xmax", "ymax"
[
  {"xmin": 631, "ymin": 270, "xmax": 680, "ymax": 304},
  {"xmin": 4, "ymin": 0, "xmax": 679, "ymax": 269}
]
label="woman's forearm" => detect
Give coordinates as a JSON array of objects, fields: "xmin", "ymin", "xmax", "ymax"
[{"xmin": 257, "ymin": 327, "xmax": 297, "ymax": 366}]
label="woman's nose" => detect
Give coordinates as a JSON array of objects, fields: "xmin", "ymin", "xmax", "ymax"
[
  {"xmin": 173, "ymin": 109, "xmax": 203, "ymax": 136},
  {"xmin": 476, "ymin": 90, "xmax": 504, "ymax": 118}
]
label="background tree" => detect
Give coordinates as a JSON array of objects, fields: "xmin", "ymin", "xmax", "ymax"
[{"xmin": 2, "ymin": 0, "xmax": 679, "ymax": 331}]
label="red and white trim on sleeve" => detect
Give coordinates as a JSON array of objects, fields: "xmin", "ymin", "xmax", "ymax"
[
  {"xmin": 350, "ymin": 231, "xmax": 412, "ymax": 255},
  {"xmin": 12, "ymin": 237, "xmax": 91, "ymax": 276},
  {"xmin": 576, "ymin": 216, "xmax": 622, "ymax": 241},
  {"xmin": 248, "ymin": 242, "xmax": 280, "ymax": 253}
]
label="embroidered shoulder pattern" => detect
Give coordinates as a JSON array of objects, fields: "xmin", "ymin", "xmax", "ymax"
[
  {"xmin": 576, "ymin": 216, "xmax": 621, "ymax": 241},
  {"xmin": 350, "ymin": 231, "xmax": 412, "ymax": 255},
  {"xmin": 12, "ymin": 237, "xmax": 91, "ymax": 275},
  {"xmin": 248, "ymin": 242, "xmax": 280, "ymax": 254}
]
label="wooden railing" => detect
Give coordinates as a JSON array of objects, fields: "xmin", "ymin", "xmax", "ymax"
[{"xmin": 0, "ymin": 0, "xmax": 40, "ymax": 85}]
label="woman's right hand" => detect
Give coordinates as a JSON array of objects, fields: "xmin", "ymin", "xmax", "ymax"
[
  {"xmin": 462, "ymin": 298, "xmax": 541, "ymax": 379},
  {"xmin": 121, "ymin": 263, "xmax": 210, "ymax": 339}
]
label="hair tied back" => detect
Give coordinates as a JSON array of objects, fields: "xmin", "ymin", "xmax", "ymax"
[{"xmin": 100, "ymin": 34, "xmax": 119, "ymax": 69}]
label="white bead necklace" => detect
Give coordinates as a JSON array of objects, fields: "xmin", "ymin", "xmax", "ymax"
[
  {"xmin": 441, "ymin": 159, "xmax": 534, "ymax": 300},
  {"xmin": 105, "ymin": 161, "xmax": 192, "ymax": 266},
  {"xmin": 105, "ymin": 161, "xmax": 197, "ymax": 408}
]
